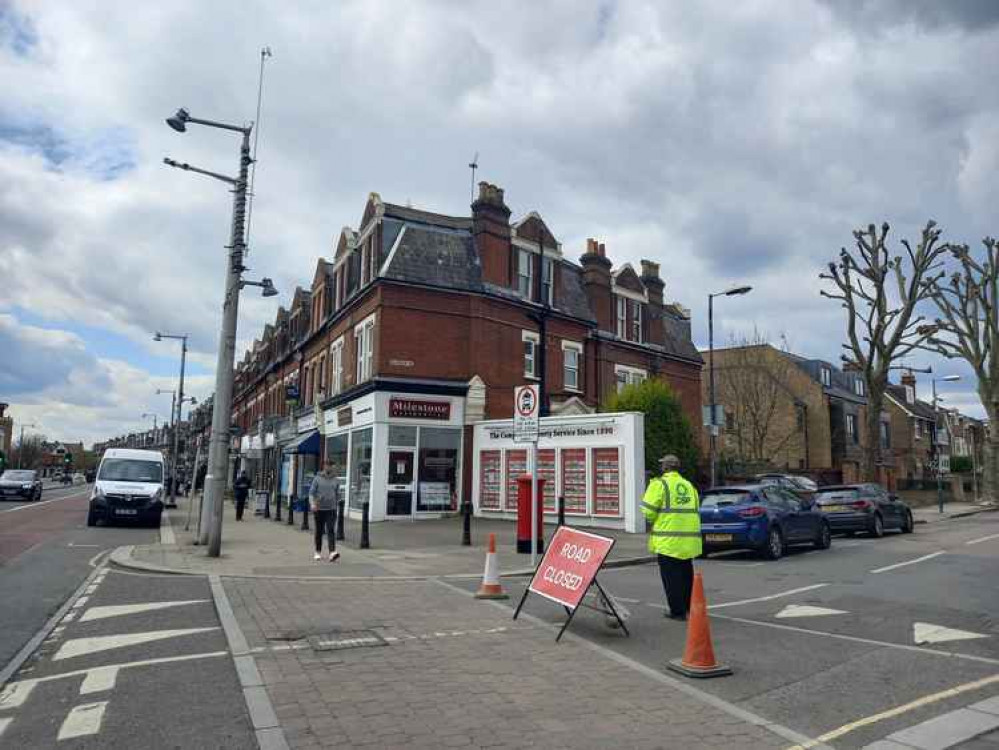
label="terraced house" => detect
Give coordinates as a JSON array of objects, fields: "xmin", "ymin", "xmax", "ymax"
[{"xmin": 231, "ymin": 182, "xmax": 702, "ymax": 524}]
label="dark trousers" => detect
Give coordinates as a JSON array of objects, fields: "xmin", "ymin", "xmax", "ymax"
[
  {"xmin": 235, "ymin": 496, "xmax": 247, "ymax": 521},
  {"xmin": 313, "ymin": 509, "xmax": 336, "ymax": 553},
  {"xmin": 657, "ymin": 555, "xmax": 694, "ymax": 617}
]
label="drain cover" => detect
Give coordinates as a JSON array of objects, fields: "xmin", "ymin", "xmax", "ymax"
[{"xmin": 307, "ymin": 630, "xmax": 387, "ymax": 652}]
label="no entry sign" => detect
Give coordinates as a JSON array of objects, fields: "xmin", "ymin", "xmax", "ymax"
[{"xmin": 527, "ymin": 527, "xmax": 615, "ymax": 610}]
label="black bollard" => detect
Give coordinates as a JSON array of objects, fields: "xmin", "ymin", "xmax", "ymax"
[
  {"xmin": 264, "ymin": 491, "xmax": 270, "ymax": 519},
  {"xmin": 301, "ymin": 500, "xmax": 310, "ymax": 531},
  {"xmin": 360, "ymin": 501, "xmax": 370, "ymax": 549},
  {"xmin": 557, "ymin": 495, "xmax": 565, "ymax": 527},
  {"xmin": 461, "ymin": 499, "xmax": 472, "ymax": 546},
  {"xmin": 274, "ymin": 494, "xmax": 282, "ymax": 522},
  {"xmin": 335, "ymin": 499, "xmax": 345, "ymax": 541},
  {"xmin": 287, "ymin": 495, "xmax": 295, "ymax": 526}
]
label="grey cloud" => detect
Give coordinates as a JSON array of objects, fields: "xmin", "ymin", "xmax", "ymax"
[{"xmin": 819, "ymin": 0, "xmax": 999, "ymax": 33}]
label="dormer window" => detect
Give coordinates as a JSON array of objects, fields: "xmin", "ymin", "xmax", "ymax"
[
  {"xmin": 820, "ymin": 367, "xmax": 831, "ymax": 387},
  {"xmin": 905, "ymin": 385, "xmax": 915, "ymax": 403},
  {"xmin": 541, "ymin": 257, "xmax": 553, "ymax": 305},
  {"xmin": 854, "ymin": 378, "xmax": 865, "ymax": 397},
  {"xmin": 629, "ymin": 300, "xmax": 642, "ymax": 342},
  {"xmin": 517, "ymin": 249, "xmax": 533, "ymax": 298},
  {"xmin": 616, "ymin": 297, "xmax": 626, "ymax": 337}
]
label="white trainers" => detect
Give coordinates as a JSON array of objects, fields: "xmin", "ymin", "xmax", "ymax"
[
  {"xmin": 313, "ymin": 553, "xmax": 322, "ymax": 561},
  {"xmin": 328, "ymin": 551, "xmax": 341, "ymax": 563}
]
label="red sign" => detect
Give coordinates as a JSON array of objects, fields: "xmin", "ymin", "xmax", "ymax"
[
  {"xmin": 528, "ymin": 527, "xmax": 615, "ymax": 610},
  {"xmin": 389, "ymin": 398, "xmax": 451, "ymax": 420}
]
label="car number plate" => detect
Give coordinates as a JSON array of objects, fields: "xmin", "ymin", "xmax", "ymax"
[
  {"xmin": 116, "ymin": 509, "xmax": 138, "ymax": 516},
  {"xmin": 821, "ymin": 505, "xmax": 846, "ymax": 513},
  {"xmin": 704, "ymin": 533, "xmax": 732, "ymax": 542}
]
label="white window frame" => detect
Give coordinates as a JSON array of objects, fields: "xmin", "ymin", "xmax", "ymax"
[
  {"xmin": 905, "ymin": 385, "xmax": 915, "ymax": 403},
  {"xmin": 854, "ymin": 378, "xmax": 865, "ymax": 397},
  {"xmin": 517, "ymin": 249, "xmax": 533, "ymax": 299},
  {"xmin": 629, "ymin": 299, "xmax": 642, "ymax": 342},
  {"xmin": 523, "ymin": 330, "xmax": 539, "ymax": 379},
  {"xmin": 616, "ymin": 297, "xmax": 626, "ymax": 338},
  {"xmin": 915, "ymin": 420, "xmax": 923, "ymax": 440},
  {"xmin": 562, "ymin": 341, "xmax": 582, "ymax": 392},
  {"xmin": 329, "ymin": 337, "xmax": 344, "ymax": 395},
  {"xmin": 846, "ymin": 413, "xmax": 857, "ymax": 442},
  {"xmin": 541, "ymin": 256, "xmax": 554, "ymax": 305},
  {"xmin": 354, "ymin": 314, "xmax": 376, "ymax": 384},
  {"xmin": 820, "ymin": 367, "xmax": 832, "ymax": 387},
  {"xmin": 613, "ymin": 364, "xmax": 647, "ymax": 393}
]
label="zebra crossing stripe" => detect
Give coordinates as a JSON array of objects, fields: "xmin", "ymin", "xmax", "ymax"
[
  {"xmin": 0, "ymin": 716, "xmax": 11, "ymax": 739},
  {"xmin": 54, "ymin": 628, "xmax": 218, "ymax": 661},
  {"xmin": 57, "ymin": 701, "xmax": 107, "ymax": 740},
  {"xmin": 80, "ymin": 667, "xmax": 119, "ymax": 695},
  {"xmin": 0, "ymin": 680, "xmax": 36, "ymax": 709}
]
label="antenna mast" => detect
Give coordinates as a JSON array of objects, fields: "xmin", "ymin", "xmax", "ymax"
[
  {"xmin": 245, "ymin": 45, "xmax": 272, "ymax": 257},
  {"xmin": 468, "ymin": 151, "xmax": 479, "ymax": 204}
]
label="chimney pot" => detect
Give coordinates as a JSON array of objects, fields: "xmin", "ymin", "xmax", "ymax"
[
  {"xmin": 598, "ymin": 242, "xmax": 606, "ymax": 257},
  {"xmin": 640, "ymin": 259, "xmax": 660, "ymax": 280}
]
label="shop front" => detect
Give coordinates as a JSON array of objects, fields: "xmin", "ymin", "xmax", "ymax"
[
  {"xmin": 472, "ymin": 412, "xmax": 645, "ymax": 533},
  {"xmin": 322, "ymin": 389, "xmax": 466, "ymax": 522},
  {"xmin": 286, "ymin": 411, "xmax": 321, "ymax": 504}
]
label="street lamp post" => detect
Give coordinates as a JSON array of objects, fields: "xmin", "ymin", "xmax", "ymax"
[
  {"xmin": 164, "ymin": 107, "xmax": 275, "ymax": 557},
  {"xmin": 17, "ymin": 422, "xmax": 37, "ymax": 469},
  {"xmin": 708, "ymin": 286, "xmax": 752, "ymax": 488},
  {"xmin": 155, "ymin": 332, "xmax": 188, "ymax": 507},
  {"xmin": 931, "ymin": 374, "xmax": 961, "ymax": 514}
]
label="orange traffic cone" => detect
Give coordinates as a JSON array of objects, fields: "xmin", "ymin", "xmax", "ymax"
[
  {"xmin": 667, "ymin": 572, "xmax": 732, "ymax": 678},
  {"xmin": 474, "ymin": 533, "xmax": 508, "ymax": 600}
]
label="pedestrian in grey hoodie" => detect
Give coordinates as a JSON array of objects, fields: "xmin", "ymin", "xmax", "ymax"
[{"xmin": 309, "ymin": 461, "xmax": 341, "ymax": 562}]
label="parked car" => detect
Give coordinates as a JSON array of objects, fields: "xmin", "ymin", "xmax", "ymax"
[
  {"xmin": 812, "ymin": 484, "xmax": 914, "ymax": 537},
  {"xmin": 755, "ymin": 473, "xmax": 818, "ymax": 494},
  {"xmin": 700, "ymin": 484, "xmax": 831, "ymax": 560},
  {"xmin": 0, "ymin": 470, "xmax": 43, "ymax": 501},
  {"xmin": 88, "ymin": 448, "xmax": 165, "ymax": 527},
  {"xmin": 71, "ymin": 472, "xmax": 86, "ymax": 485}
]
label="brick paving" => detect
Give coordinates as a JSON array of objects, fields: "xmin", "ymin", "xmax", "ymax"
[{"xmin": 224, "ymin": 577, "xmax": 788, "ymax": 750}]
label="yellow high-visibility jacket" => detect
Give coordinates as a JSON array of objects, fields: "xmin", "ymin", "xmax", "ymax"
[{"xmin": 641, "ymin": 471, "xmax": 702, "ymax": 559}]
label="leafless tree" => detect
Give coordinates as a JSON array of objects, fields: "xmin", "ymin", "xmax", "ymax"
[
  {"xmin": 820, "ymin": 222, "xmax": 949, "ymax": 481},
  {"xmin": 16, "ymin": 434, "xmax": 47, "ymax": 470},
  {"xmin": 922, "ymin": 237, "xmax": 998, "ymax": 503},
  {"xmin": 715, "ymin": 330, "xmax": 803, "ymax": 468}
]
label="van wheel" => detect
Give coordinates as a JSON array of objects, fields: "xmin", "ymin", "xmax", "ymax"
[{"xmin": 87, "ymin": 511, "xmax": 97, "ymax": 527}]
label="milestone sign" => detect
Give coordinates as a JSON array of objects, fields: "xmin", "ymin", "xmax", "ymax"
[{"xmin": 527, "ymin": 527, "xmax": 615, "ymax": 610}]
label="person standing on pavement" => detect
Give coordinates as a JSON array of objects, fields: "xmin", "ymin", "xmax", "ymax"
[
  {"xmin": 309, "ymin": 461, "xmax": 341, "ymax": 562},
  {"xmin": 233, "ymin": 471, "xmax": 252, "ymax": 522},
  {"xmin": 641, "ymin": 454, "xmax": 702, "ymax": 620}
]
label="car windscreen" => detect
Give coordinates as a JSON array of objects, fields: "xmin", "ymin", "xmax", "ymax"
[
  {"xmin": 98, "ymin": 459, "xmax": 163, "ymax": 483},
  {"xmin": 701, "ymin": 491, "xmax": 755, "ymax": 508},
  {"xmin": 814, "ymin": 489, "xmax": 858, "ymax": 502},
  {"xmin": 1, "ymin": 470, "xmax": 35, "ymax": 481}
]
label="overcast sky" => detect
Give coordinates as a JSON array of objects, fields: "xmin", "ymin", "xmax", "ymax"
[{"xmin": 1, "ymin": 0, "xmax": 997, "ymax": 446}]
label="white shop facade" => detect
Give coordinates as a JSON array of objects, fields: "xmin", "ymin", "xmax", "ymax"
[
  {"xmin": 321, "ymin": 385, "xmax": 467, "ymax": 522},
  {"xmin": 472, "ymin": 412, "xmax": 646, "ymax": 533}
]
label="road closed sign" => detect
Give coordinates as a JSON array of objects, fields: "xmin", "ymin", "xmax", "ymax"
[{"xmin": 528, "ymin": 526, "xmax": 615, "ymax": 610}]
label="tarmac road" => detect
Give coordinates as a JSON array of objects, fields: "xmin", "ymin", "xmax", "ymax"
[{"xmin": 461, "ymin": 512, "xmax": 999, "ymax": 749}]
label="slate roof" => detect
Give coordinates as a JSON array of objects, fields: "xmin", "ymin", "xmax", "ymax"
[
  {"xmin": 790, "ymin": 356, "xmax": 867, "ymax": 404},
  {"xmin": 886, "ymin": 385, "xmax": 937, "ymax": 421},
  {"xmin": 382, "ymin": 225, "xmax": 481, "ymax": 290},
  {"xmin": 383, "ymin": 203, "xmax": 472, "ymax": 232}
]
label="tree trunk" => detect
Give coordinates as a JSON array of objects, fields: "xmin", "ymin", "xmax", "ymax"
[
  {"xmin": 863, "ymin": 388, "xmax": 884, "ymax": 482},
  {"xmin": 984, "ymin": 403, "xmax": 999, "ymax": 505}
]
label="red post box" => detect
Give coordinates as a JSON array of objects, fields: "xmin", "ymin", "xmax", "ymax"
[{"xmin": 516, "ymin": 474, "xmax": 545, "ymax": 555}]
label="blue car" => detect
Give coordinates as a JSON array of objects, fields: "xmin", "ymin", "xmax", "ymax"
[{"xmin": 699, "ymin": 484, "xmax": 832, "ymax": 560}]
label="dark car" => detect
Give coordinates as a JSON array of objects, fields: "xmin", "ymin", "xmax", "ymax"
[
  {"xmin": 0, "ymin": 470, "xmax": 43, "ymax": 501},
  {"xmin": 754, "ymin": 473, "xmax": 818, "ymax": 497},
  {"xmin": 700, "ymin": 484, "xmax": 831, "ymax": 560},
  {"xmin": 813, "ymin": 483, "xmax": 914, "ymax": 537}
]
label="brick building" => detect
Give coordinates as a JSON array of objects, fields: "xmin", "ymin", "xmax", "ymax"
[{"xmin": 230, "ymin": 182, "xmax": 702, "ymax": 523}]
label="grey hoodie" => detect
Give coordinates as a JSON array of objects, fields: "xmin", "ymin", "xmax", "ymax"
[{"xmin": 308, "ymin": 472, "xmax": 341, "ymax": 511}]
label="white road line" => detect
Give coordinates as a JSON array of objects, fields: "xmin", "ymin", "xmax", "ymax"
[
  {"xmin": 0, "ymin": 680, "xmax": 36, "ymax": 709},
  {"xmin": 0, "ymin": 717, "xmax": 10, "ymax": 739},
  {"xmin": 870, "ymin": 551, "xmax": 946, "ymax": 574},
  {"xmin": 913, "ymin": 622, "xmax": 988, "ymax": 645},
  {"xmin": 54, "ymin": 627, "xmax": 219, "ymax": 660},
  {"xmin": 80, "ymin": 600, "xmax": 208, "ymax": 623},
  {"xmin": 79, "ymin": 667, "xmax": 119, "ymax": 695},
  {"xmin": 0, "ymin": 490, "xmax": 89, "ymax": 514},
  {"xmin": 707, "ymin": 583, "xmax": 829, "ymax": 610},
  {"xmin": 57, "ymin": 701, "xmax": 107, "ymax": 740},
  {"xmin": 73, "ymin": 596, "xmax": 90, "ymax": 609},
  {"xmin": 966, "ymin": 533, "xmax": 999, "ymax": 546},
  {"xmin": 160, "ymin": 510, "xmax": 176, "ymax": 545}
]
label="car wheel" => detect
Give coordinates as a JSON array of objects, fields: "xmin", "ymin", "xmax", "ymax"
[
  {"xmin": 869, "ymin": 513, "xmax": 884, "ymax": 538},
  {"xmin": 762, "ymin": 526, "xmax": 784, "ymax": 560},
  {"xmin": 87, "ymin": 511, "xmax": 97, "ymax": 527},
  {"xmin": 901, "ymin": 510, "xmax": 914, "ymax": 534},
  {"xmin": 814, "ymin": 522, "xmax": 832, "ymax": 550}
]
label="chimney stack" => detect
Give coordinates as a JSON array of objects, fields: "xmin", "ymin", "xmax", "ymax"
[
  {"xmin": 472, "ymin": 181, "xmax": 512, "ymax": 287},
  {"xmin": 901, "ymin": 371, "xmax": 917, "ymax": 402},
  {"xmin": 580, "ymin": 238, "xmax": 613, "ymax": 332}
]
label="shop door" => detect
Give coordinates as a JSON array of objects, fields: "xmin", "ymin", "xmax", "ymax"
[{"xmin": 386, "ymin": 449, "xmax": 416, "ymax": 516}]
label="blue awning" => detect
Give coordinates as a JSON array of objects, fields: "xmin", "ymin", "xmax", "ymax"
[{"xmin": 283, "ymin": 430, "xmax": 320, "ymax": 455}]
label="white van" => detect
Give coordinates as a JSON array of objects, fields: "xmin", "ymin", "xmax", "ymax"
[{"xmin": 88, "ymin": 448, "xmax": 165, "ymax": 527}]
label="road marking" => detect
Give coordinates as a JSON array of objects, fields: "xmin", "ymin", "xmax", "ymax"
[
  {"xmin": 966, "ymin": 533, "xmax": 999, "ymax": 546},
  {"xmin": 54, "ymin": 627, "xmax": 219, "ymax": 660},
  {"xmin": 73, "ymin": 596, "xmax": 90, "ymax": 609},
  {"xmin": 0, "ymin": 717, "xmax": 10, "ymax": 739},
  {"xmin": 714, "ymin": 613, "xmax": 999, "ymax": 666},
  {"xmin": 0, "ymin": 490, "xmax": 89, "ymax": 514},
  {"xmin": 57, "ymin": 701, "xmax": 107, "ymax": 740},
  {"xmin": 914, "ymin": 622, "xmax": 989, "ymax": 645},
  {"xmin": 775, "ymin": 605, "xmax": 847, "ymax": 619},
  {"xmin": 79, "ymin": 600, "xmax": 208, "ymax": 623},
  {"xmin": 783, "ymin": 673, "xmax": 999, "ymax": 750},
  {"xmin": 0, "ymin": 680, "xmax": 36, "ymax": 709},
  {"xmin": 708, "ymin": 584, "xmax": 829, "ymax": 610},
  {"xmin": 870, "ymin": 551, "xmax": 946, "ymax": 574},
  {"xmin": 68, "ymin": 543, "xmax": 100, "ymax": 548},
  {"xmin": 79, "ymin": 666, "xmax": 119, "ymax": 694},
  {"xmin": 160, "ymin": 510, "xmax": 176, "ymax": 545}
]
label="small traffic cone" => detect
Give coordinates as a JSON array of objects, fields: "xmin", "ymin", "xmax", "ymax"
[
  {"xmin": 667, "ymin": 572, "xmax": 732, "ymax": 678},
  {"xmin": 474, "ymin": 533, "xmax": 508, "ymax": 600}
]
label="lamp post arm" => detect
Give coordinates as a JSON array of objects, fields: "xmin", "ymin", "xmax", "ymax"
[
  {"xmin": 184, "ymin": 115, "xmax": 250, "ymax": 134},
  {"xmin": 163, "ymin": 158, "xmax": 237, "ymax": 185}
]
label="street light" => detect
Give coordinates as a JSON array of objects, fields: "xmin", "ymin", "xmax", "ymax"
[
  {"xmin": 932, "ymin": 374, "xmax": 961, "ymax": 514},
  {"xmin": 154, "ymin": 332, "xmax": 188, "ymax": 508},
  {"xmin": 241, "ymin": 277, "xmax": 279, "ymax": 297},
  {"xmin": 165, "ymin": 105, "xmax": 262, "ymax": 557},
  {"xmin": 17, "ymin": 422, "xmax": 37, "ymax": 469},
  {"xmin": 708, "ymin": 285, "xmax": 753, "ymax": 487}
]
